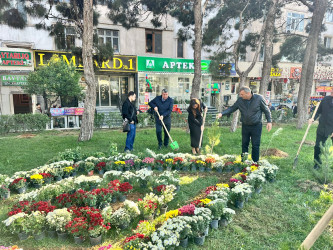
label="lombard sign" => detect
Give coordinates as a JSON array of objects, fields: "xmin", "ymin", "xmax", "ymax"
[
  {"xmin": 1, "ymin": 75, "xmax": 28, "ymax": 86},
  {"xmin": 138, "ymin": 56, "xmax": 211, "ymax": 73},
  {"xmin": 34, "ymin": 50, "xmax": 137, "ymax": 73},
  {"xmin": 0, "ymin": 51, "xmax": 32, "ymax": 67}
]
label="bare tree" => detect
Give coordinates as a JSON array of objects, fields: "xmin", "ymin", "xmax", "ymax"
[
  {"xmin": 296, "ymin": 0, "xmax": 329, "ymax": 129},
  {"xmin": 78, "ymin": 0, "xmax": 96, "ymax": 141}
]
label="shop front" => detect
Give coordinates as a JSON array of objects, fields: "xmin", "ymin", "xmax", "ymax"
[
  {"xmin": 0, "ymin": 49, "xmax": 34, "ymax": 115},
  {"xmin": 137, "ymin": 56, "xmax": 211, "ymax": 109},
  {"xmin": 34, "ymin": 50, "xmax": 137, "ymax": 111}
]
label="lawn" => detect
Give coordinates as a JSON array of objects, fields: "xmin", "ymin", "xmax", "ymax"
[{"xmin": 0, "ymin": 123, "xmax": 332, "ymax": 249}]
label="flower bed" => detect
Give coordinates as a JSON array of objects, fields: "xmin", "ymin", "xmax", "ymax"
[{"xmin": 1, "ymin": 149, "xmax": 279, "ymax": 248}]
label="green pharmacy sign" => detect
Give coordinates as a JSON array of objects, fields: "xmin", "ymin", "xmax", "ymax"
[
  {"xmin": 1, "ymin": 75, "xmax": 28, "ymax": 86},
  {"xmin": 138, "ymin": 56, "xmax": 211, "ymax": 74}
]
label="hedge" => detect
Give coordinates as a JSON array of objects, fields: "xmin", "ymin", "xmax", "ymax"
[{"xmin": 0, "ymin": 114, "xmax": 49, "ymax": 134}]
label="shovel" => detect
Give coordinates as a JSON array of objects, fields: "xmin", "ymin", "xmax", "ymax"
[
  {"xmin": 293, "ymin": 102, "xmax": 320, "ymax": 168},
  {"xmin": 156, "ymin": 110, "xmax": 179, "ymax": 151},
  {"xmin": 198, "ymin": 107, "xmax": 208, "ymax": 152}
]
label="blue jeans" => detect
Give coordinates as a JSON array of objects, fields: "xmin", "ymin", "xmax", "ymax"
[
  {"xmin": 125, "ymin": 124, "xmax": 136, "ymax": 151},
  {"xmin": 242, "ymin": 123, "xmax": 262, "ymax": 162}
]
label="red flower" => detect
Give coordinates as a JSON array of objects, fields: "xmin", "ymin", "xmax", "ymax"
[
  {"xmin": 153, "ymin": 184, "xmax": 166, "ymax": 193},
  {"xmin": 118, "ymin": 182, "xmax": 133, "ymax": 193},
  {"xmin": 205, "ymin": 186, "xmax": 217, "ymax": 194},
  {"xmin": 96, "ymin": 162, "xmax": 106, "ymax": 171}
]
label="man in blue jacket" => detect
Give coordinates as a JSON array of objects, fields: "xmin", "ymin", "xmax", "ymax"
[
  {"xmin": 217, "ymin": 86, "xmax": 272, "ymax": 162},
  {"xmin": 149, "ymin": 89, "xmax": 174, "ymax": 149}
]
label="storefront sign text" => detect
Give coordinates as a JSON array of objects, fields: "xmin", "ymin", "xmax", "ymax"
[
  {"xmin": 270, "ymin": 68, "xmax": 282, "ymax": 77},
  {"xmin": 290, "ymin": 67, "xmax": 302, "ymax": 79},
  {"xmin": 1, "ymin": 75, "xmax": 28, "ymax": 86},
  {"xmin": 34, "ymin": 51, "xmax": 137, "ymax": 73},
  {"xmin": 316, "ymin": 86, "xmax": 333, "ymax": 92},
  {"xmin": 138, "ymin": 56, "xmax": 211, "ymax": 74},
  {"xmin": 0, "ymin": 51, "xmax": 32, "ymax": 67}
]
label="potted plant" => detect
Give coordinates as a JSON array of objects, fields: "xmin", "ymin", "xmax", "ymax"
[
  {"xmin": 9, "ymin": 178, "xmax": 27, "ymax": 194},
  {"xmin": 223, "ymin": 161, "xmax": 234, "ymax": 172},
  {"xmin": 26, "ymin": 211, "xmax": 46, "ymax": 241},
  {"xmin": 154, "ymin": 160, "xmax": 164, "ymax": 171},
  {"xmin": 40, "ymin": 173, "xmax": 53, "ymax": 184},
  {"xmin": 123, "ymin": 234, "xmax": 146, "ymax": 250},
  {"xmin": 213, "ymin": 161, "xmax": 223, "ymax": 173},
  {"xmin": 205, "ymin": 157, "xmax": 216, "ymax": 172},
  {"xmin": 96, "ymin": 162, "xmax": 106, "ymax": 175},
  {"xmin": 124, "ymin": 160, "xmax": 134, "ymax": 172},
  {"xmin": 65, "ymin": 217, "xmax": 88, "ymax": 244},
  {"xmin": 192, "ymin": 207, "xmax": 212, "ymax": 242},
  {"xmin": 159, "ymin": 185, "xmax": 176, "ymax": 214},
  {"xmin": 134, "ymin": 159, "xmax": 142, "ymax": 171},
  {"xmin": 63, "ymin": 166, "xmax": 74, "ymax": 178},
  {"xmin": 207, "ymin": 199, "xmax": 227, "ymax": 229},
  {"xmin": 137, "ymin": 193, "xmax": 159, "ymax": 220},
  {"xmin": 220, "ymin": 208, "xmax": 235, "ymax": 227},
  {"xmin": 85, "ymin": 162, "xmax": 95, "ymax": 176},
  {"xmin": 118, "ymin": 182, "xmax": 133, "ymax": 202},
  {"xmin": 46, "ymin": 208, "xmax": 72, "ymax": 240},
  {"xmin": 232, "ymin": 160, "xmax": 247, "ymax": 173},
  {"xmin": 110, "ymin": 208, "xmax": 131, "ymax": 229},
  {"xmin": 52, "ymin": 167, "xmax": 64, "ymax": 181},
  {"xmin": 123, "ymin": 200, "xmax": 141, "ymax": 220},
  {"xmin": 114, "ymin": 161, "xmax": 126, "ymax": 172},
  {"xmin": 230, "ymin": 172, "xmax": 247, "ymax": 187},
  {"xmin": 173, "ymin": 157, "xmax": 184, "ymax": 171},
  {"xmin": 0, "ymin": 184, "xmax": 10, "ymax": 199},
  {"xmin": 30, "ymin": 174, "xmax": 44, "ymax": 188},
  {"xmin": 246, "ymin": 171, "xmax": 266, "ymax": 194},
  {"xmin": 258, "ymin": 162, "xmax": 279, "ymax": 182},
  {"xmin": 142, "ymin": 157, "xmax": 154, "ymax": 170},
  {"xmin": 3, "ymin": 212, "xmax": 29, "ymax": 241},
  {"xmin": 196, "ymin": 160, "xmax": 206, "ymax": 172},
  {"xmin": 230, "ymin": 183, "xmax": 253, "ymax": 209}
]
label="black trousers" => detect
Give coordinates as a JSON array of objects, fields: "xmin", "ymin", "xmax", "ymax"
[
  {"xmin": 314, "ymin": 131, "xmax": 333, "ymax": 165},
  {"xmin": 156, "ymin": 120, "xmax": 171, "ymax": 147},
  {"xmin": 242, "ymin": 123, "xmax": 262, "ymax": 162}
]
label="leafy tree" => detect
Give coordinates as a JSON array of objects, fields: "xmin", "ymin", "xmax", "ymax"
[{"xmin": 25, "ymin": 55, "xmax": 83, "ymax": 113}]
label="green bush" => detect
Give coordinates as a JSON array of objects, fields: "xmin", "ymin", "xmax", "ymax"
[{"xmin": 0, "ymin": 114, "xmax": 49, "ymax": 134}]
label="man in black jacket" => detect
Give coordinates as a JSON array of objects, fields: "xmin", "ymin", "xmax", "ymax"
[
  {"xmin": 122, "ymin": 91, "xmax": 139, "ymax": 152},
  {"xmin": 309, "ymin": 92, "xmax": 333, "ymax": 169},
  {"xmin": 148, "ymin": 89, "xmax": 174, "ymax": 149},
  {"xmin": 217, "ymin": 86, "xmax": 272, "ymax": 162}
]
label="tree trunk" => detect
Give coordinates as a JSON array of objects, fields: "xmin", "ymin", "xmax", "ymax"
[
  {"xmin": 78, "ymin": 0, "xmax": 96, "ymax": 141},
  {"xmin": 296, "ymin": 0, "xmax": 328, "ymax": 129},
  {"xmin": 259, "ymin": 0, "xmax": 279, "ymax": 96},
  {"xmin": 190, "ymin": 0, "xmax": 203, "ymax": 100}
]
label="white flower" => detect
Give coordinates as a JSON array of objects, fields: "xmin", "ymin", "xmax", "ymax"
[{"xmin": 3, "ymin": 213, "xmax": 27, "ymax": 226}]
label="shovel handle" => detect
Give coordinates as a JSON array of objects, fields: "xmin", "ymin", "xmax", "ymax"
[
  {"xmin": 199, "ymin": 108, "xmax": 207, "ymax": 148},
  {"xmin": 295, "ymin": 102, "xmax": 320, "ymax": 156},
  {"xmin": 155, "ymin": 110, "xmax": 174, "ymax": 143}
]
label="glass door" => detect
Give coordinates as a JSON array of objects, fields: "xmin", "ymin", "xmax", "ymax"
[
  {"xmin": 110, "ymin": 77, "xmax": 119, "ymax": 107},
  {"xmin": 120, "ymin": 77, "xmax": 129, "ymax": 104},
  {"xmin": 99, "ymin": 77, "xmax": 111, "ymax": 106}
]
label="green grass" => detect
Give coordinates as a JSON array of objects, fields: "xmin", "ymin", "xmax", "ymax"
[{"xmin": 0, "ymin": 124, "xmax": 332, "ymax": 249}]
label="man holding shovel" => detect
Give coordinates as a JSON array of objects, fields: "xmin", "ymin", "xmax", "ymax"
[
  {"xmin": 309, "ymin": 91, "xmax": 333, "ymax": 169},
  {"xmin": 149, "ymin": 89, "xmax": 174, "ymax": 150},
  {"xmin": 217, "ymin": 86, "xmax": 272, "ymax": 162}
]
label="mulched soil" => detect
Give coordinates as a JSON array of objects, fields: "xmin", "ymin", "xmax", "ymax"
[
  {"xmin": 261, "ymin": 148, "xmax": 289, "ymax": 158},
  {"xmin": 16, "ymin": 133, "xmax": 37, "ymax": 138},
  {"xmin": 297, "ymin": 179, "xmax": 333, "ymax": 193}
]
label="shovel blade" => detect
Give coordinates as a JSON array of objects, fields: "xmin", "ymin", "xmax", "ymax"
[{"xmin": 170, "ymin": 141, "xmax": 179, "ymax": 151}]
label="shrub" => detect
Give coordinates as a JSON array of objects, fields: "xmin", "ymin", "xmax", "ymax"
[{"xmin": 0, "ymin": 114, "xmax": 49, "ymax": 134}]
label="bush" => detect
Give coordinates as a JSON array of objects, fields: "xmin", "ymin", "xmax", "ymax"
[{"xmin": 0, "ymin": 114, "xmax": 49, "ymax": 134}]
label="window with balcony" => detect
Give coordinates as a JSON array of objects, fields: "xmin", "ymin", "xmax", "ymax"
[
  {"xmin": 286, "ymin": 12, "xmax": 304, "ymax": 32},
  {"xmin": 146, "ymin": 30, "xmax": 162, "ymax": 54},
  {"xmin": 98, "ymin": 29, "xmax": 119, "ymax": 53}
]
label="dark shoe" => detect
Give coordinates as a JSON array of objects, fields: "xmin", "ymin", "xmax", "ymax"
[
  {"xmin": 313, "ymin": 164, "xmax": 320, "ymax": 170},
  {"xmin": 164, "ymin": 145, "xmax": 168, "ymax": 148},
  {"xmin": 158, "ymin": 145, "xmax": 162, "ymax": 150}
]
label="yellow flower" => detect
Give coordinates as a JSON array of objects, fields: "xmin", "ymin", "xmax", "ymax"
[
  {"xmin": 64, "ymin": 166, "xmax": 74, "ymax": 173},
  {"xmin": 115, "ymin": 161, "xmax": 125, "ymax": 165},
  {"xmin": 165, "ymin": 159, "xmax": 173, "ymax": 163},
  {"xmin": 200, "ymin": 198, "xmax": 212, "ymax": 205},
  {"xmin": 196, "ymin": 160, "xmax": 205, "ymax": 164},
  {"xmin": 165, "ymin": 209, "xmax": 179, "ymax": 220},
  {"xmin": 216, "ymin": 183, "xmax": 229, "ymax": 189},
  {"xmin": 330, "ymin": 146, "xmax": 333, "ymax": 154},
  {"xmin": 251, "ymin": 166, "xmax": 258, "ymax": 172},
  {"xmin": 30, "ymin": 174, "xmax": 43, "ymax": 180}
]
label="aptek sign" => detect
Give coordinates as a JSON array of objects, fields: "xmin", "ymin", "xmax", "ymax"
[
  {"xmin": 1, "ymin": 75, "xmax": 28, "ymax": 86},
  {"xmin": 34, "ymin": 50, "xmax": 137, "ymax": 73},
  {"xmin": 0, "ymin": 51, "xmax": 32, "ymax": 67}
]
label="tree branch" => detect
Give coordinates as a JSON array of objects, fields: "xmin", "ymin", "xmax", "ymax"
[{"xmin": 297, "ymin": 0, "xmax": 314, "ymax": 11}]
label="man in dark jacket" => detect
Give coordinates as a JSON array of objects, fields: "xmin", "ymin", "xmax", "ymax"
[
  {"xmin": 309, "ymin": 92, "xmax": 333, "ymax": 169},
  {"xmin": 122, "ymin": 91, "xmax": 139, "ymax": 152},
  {"xmin": 148, "ymin": 89, "xmax": 174, "ymax": 149},
  {"xmin": 217, "ymin": 86, "xmax": 272, "ymax": 162}
]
